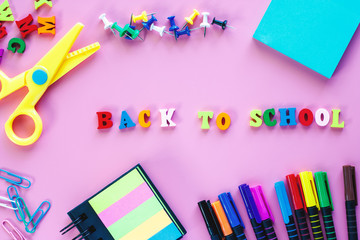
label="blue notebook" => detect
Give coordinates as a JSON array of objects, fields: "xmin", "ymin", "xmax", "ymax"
[{"xmin": 253, "ymin": 0, "xmax": 359, "ymax": 78}]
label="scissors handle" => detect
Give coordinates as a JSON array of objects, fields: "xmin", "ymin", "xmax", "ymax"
[{"xmin": 4, "ymin": 100, "xmax": 43, "ymax": 146}]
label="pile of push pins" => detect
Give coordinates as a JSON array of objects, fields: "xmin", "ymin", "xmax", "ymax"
[{"xmin": 99, "ymin": 9, "xmax": 235, "ymax": 41}]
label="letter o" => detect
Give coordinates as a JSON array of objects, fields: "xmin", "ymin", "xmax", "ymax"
[
  {"xmin": 216, "ymin": 113, "xmax": 231, "ymax": 130},
  {"xmin": 315, "ymin": 108, "xmax": 330, "ymax": 127},
  {"xmin": 299, "ymin": 108, "xmax": 314, "ymax": 126}
]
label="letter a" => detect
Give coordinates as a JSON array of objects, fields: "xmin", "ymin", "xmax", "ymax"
[{"xmin": 0, "ymin": 0, "xmax": 14, "ymax": 22}]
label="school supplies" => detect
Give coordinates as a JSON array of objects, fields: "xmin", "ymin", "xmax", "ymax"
[
  {"xmin": 61, "ymin": 164, "xmax": 186, "ymax": 240},
  {"xmin": 343, "ymin": 165, "xmax": 358, "ymax": 240},
  {"xmin": 299, "ymin": 171, "xmax": 324, "ymax": 240},
  {"xmin": 0, "ymin": 22, "xmax": 100, "ymax": 146},
  {"xmin": 7, "ymin": 185, "xmax": 30, "ymax": 222},
  {"xmin": 239, "ymin": 184, "xmax": 267, "ymax": 240},
  {"xmin": 253, "ymin": 0, "xmax": 359, "ymax": 78},
  {"xmin": 218, "ymin": 193, "xmax": 246, "ymax": 240},
  {"xmin": 182, "ymin": 9, "xmax": 199, "ymax": 30},
  {"xmin": 286, "ymin": 174, "xmax": 311, "ymax": 240},
  {"xmin": 2, "ymin": 219, "xmax": 27, "ymax": 240},
  {"xmin": 0, "ymin": 196, "xmax": 17, "ymax": 210},
  {"xmin": 198, "ymin": 200, "xmax": 223, "ymax": 240},
  {"xmin": 251, "ymin": 185, "xmax": 278, "ymax": 240},
  {"xmin": 314, "ymin": 171, "xmax": 336, "ymax": 239},
  {"xmin": 211, "ymin": 18, "xmax": 235, "ymax": 30},
  {"xmin": 199, "ymin": 12, "xmax": 210, "ymax": 37},
  {"xmin": 14, "ymin": 197, "xmax": 50, "ymax": 233},
  {"xmin": 0, "ymin": 169, "xmax": 31, "ymax": 188},
  {"xmin": 211, "ymin": 201, "xmax": 236, "ymax": 240},
  {"xmin": 274, "ymin": 181, "xmax": 299, "ymax": 240}
]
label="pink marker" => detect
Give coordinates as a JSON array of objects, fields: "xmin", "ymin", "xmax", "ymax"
[{"xmin": 251, "ymin": 185, "xmax": 278, "ymax": 240}]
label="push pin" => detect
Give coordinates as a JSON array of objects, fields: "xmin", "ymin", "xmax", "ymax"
[
  {"xmin": 175, "ymin": 26, "xmax": 191, "ymax": 39},
  {"xmin": 212, "ymin": 17, "xmax": 235, "ymax": 30},
  {"xmin": 99, "ymin": 13, "xmax": 115, "ymax": 35},
  {"xmin": 181, "ymin": 9, "xmax": 199, "ymax": 30},
  {"xmin": 150, "ymin": 24, "xmax": 173, "ymax": 37},
  {"xmin": 168, "ymin": 16, "xmax": 179, "ymax": 41},
  {"xmin": 141, "ymin": 15, "xmax": 157, "ymax": 31},
  {"xmin": 124, "ymin": 24, "xmax": 144, "ymax": 41},
  {"xmin": 125, "ymin": 25, "xmax": 136, "ymax": 40},
  {"xmin": 200, "ymin": 12, "xmax": 210, "ymax": 37},
  {"xmin": 111, "ymin": 22, "xmax": 137, "ymax": 40},
  {"xmin": 132, "ymin": 11, "xmax": 156, "ymax": 24}
]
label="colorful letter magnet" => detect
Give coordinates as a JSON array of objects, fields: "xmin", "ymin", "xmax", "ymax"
[{"xmin": 253, "ymin": 0, "xmax": 359, "ymax": 78}]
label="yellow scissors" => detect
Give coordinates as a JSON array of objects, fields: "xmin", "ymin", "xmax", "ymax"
[{"xmin": 0, "ymin": 23, "xmax": 100, "ymax": 146}]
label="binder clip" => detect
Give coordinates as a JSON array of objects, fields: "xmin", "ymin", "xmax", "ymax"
[
  {"xmin": 0, "ymin": 169, "xmax": 31, "ymax": 188},
  {"xmin": 60, "ymin": 214, "xmax": 87, "ymax": 235},
  {"xmin": 1, "ymin": 219, "xmax": 27, "ymax": 240}
]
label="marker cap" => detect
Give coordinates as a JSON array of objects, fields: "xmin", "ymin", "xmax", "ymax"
[
  {"xmin": 314, "ymin": 171, "xmax": 333, "ymax": 210},
  {"xmin": 299, "ymin": 171, "xmax": 320, "ymax": 210},
  {"xmin": 343, "ymin": 165, "xmax": 357, "ymax": 204},
  {"xmin": 251, "ymin": 185, "xmax": 274, "ymax": 222},
  {"xmin": 275, "ymin": 181, "xmax": 292, "ymax": 224}
]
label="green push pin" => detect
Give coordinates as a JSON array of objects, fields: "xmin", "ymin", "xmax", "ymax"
[
  {"xmin": 123, "ymin": 24, "xmax": 143, "ymax": 41},
  {"xmin": 111, "ymin": 22, "xmax": 128, "ymax": 37}
]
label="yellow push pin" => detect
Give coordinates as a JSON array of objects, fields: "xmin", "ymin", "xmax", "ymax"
[
  {"xmin": 181, "ymin": 9, "xmax": 200, "ymax": 30},
  {"xmin": 131, "ymin": 11, "xmax": 156, "ymax": 24}
]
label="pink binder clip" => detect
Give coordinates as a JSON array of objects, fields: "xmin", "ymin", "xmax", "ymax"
[{"xmin": 2, "ymin": 219, "xmax": 27, "ymax": 240}]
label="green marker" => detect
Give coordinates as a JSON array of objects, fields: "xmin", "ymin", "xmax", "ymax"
[{"xmin": 314, "ymin": 172, "xmax": 337, "ymax": 240}]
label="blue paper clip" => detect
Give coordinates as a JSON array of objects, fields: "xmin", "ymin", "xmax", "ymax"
[
  {"xmin": 0, "ymin": 169, "xmax": 31, "ymax": 189},
  {"xmin": 7, "ymin": 186, "xmax": 24, "ymax": 221},
  {"xmin": 15, "ymin": 197, "xmax": 32, "ymax": 224},
  {"xmin": 25, "ymin": 201, "xmax": 51, "ymax": 233}
]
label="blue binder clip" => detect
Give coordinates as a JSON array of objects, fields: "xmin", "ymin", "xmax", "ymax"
[{"xmin": 0, "ymin": 169, "xmax": 31, "ymax": 189}]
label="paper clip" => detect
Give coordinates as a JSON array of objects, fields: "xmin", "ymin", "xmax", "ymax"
[
  {"xmin": 0, "ymin": 169, "xmax": 31, "ymax": 189},
  {"xmin": 25, "ymin": 201, "xmax": 51, "ymax": 233},
  {"xmin": 15, "ymin": 197, "xmax": 32, "ymax": 224},
  {"xmin": 0, "ymin": 196, "xmax": 17, "ymax": 210},
  {"xmin": 2, "ymin": 219, "xmax": 27, "ymax": 240},
  {"xmin": 7, "ymin": 186, "xmax": 27, "ymax": 222}
]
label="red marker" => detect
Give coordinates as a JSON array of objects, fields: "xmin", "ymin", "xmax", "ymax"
[{"xmin": 286, "ymin": 174, "xmax": 311, "ymax": 240}]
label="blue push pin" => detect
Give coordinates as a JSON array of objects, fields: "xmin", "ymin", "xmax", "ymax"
[
  {"xmin": 142, "ymin": 15, "xmax": 157, "ymax": 30},
  {"xmin": 175, "ymin": 26, "xmax": 190, "ymax": 39},
  {"xmin": 168, "ymin": 16, "xmax": 179, "ymax": 40}
]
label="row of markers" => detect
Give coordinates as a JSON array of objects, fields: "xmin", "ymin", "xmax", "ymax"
[
  {"xmin": 0, "ymin": 169, "xmax": 51, "ymax": 239},
  {"xmin": 198, "ymin": 165, "xmax": 357, "ymax": 240},
  {"xmin": 99, "ymin": 9, "xmax": 234, "ymax": 41}
]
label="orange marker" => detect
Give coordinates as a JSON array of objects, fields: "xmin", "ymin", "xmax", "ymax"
[{"xmin": 211, "ymin": 200, "xmax": 236, "ymax": 240}]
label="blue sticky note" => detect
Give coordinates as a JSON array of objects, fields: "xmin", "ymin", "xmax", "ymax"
[{"xmin": 253, "ymin": 0, "xmax": 359, "ymax": 78}]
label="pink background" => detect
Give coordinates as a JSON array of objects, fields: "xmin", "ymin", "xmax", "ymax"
[{"xmin": 0, "ymin": 0, "xmax": 360, "ymax": 239}]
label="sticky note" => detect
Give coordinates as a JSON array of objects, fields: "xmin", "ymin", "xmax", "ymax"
[{"xmin": 253, "ymin": 0, "xmax": 359, "ymax": 78}]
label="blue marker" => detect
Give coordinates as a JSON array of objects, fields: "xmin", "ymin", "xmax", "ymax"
[
  {"xmin": 275, "ymin": 181, "xmax": 299, "ymax": 240},
  {"xmin": 239, "ymin": 184, "xmax": 267, "ymax": 240},
  {"xmin": 219, "ymin": 193, "xmax": 247, "ymax": 240}
]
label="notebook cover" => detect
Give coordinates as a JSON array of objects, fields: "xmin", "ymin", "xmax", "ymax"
[
  {"xmin": 66, "ymin": 164, "xmax": 186, "ymax": 240},
  {"xmin": 253, "ymin": 0, "xmax": 359, "ymax": 78}
]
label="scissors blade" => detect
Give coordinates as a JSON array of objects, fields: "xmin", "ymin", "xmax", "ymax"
[
  {"xmin": 51, "ymin": 42, "xmax": 100, "ymax": 84},
  {"xmin": 0, "ymin": 71, "xmax": 26, "ymax": 100},
  {"xmin": 33, "ymin": 23, "xmax": 84, "ymax": 83}
]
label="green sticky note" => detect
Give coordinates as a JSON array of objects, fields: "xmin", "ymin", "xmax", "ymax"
[{"xmin": 253, "ymin": 0, "xmax": 359, "ymax": 78}]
